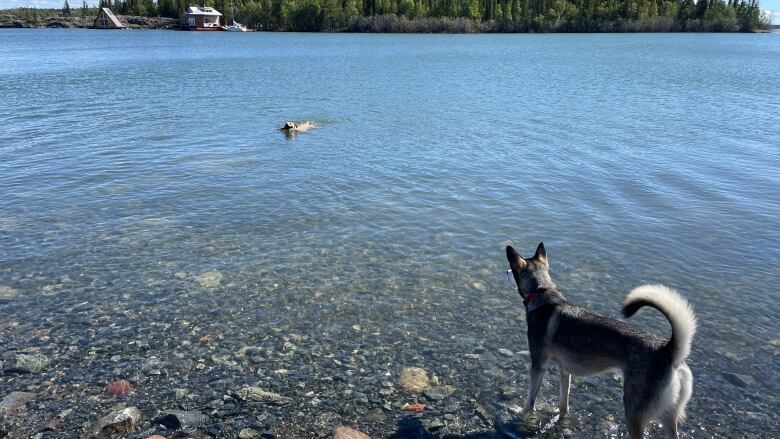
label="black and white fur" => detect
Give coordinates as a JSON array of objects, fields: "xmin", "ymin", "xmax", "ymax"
[{"xmin": 506, "ymin": 243, "xmax": 696, "ymax": 439}]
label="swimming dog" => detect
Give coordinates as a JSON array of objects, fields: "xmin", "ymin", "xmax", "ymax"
[
  {"xmin": 279, "ymin": 121, "xmax": 315, "ymax": 132},
  {"xmin": 505, "ymin": 243, "xmax": 696, "ymax": 439}
]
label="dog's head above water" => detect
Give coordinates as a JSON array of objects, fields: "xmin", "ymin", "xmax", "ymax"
[{"xmin": 506, "ymin": 242, "xmax": 556, "ymax": 299}]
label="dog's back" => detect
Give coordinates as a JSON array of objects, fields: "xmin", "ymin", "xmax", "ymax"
[{"xmin": 543, "ymin": 303, "xmax": 668, "ymax": 376}]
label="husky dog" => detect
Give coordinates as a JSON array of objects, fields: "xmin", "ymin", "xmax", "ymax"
[{"xmin": 505, "ymin": 243, "xmax": 696, "ymax": 439}]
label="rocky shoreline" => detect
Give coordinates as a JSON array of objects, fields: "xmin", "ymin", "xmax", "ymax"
[
  {"xmin": 0, "ymin": 272, "xmax": 627, "ymax": 439},
  {"xmin": 0, "ymin": 14, "xmax": 180, "ymax": 29}
]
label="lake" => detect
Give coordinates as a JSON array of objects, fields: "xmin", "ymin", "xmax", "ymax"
[{"xmin": 0, "ymin": 29, "xmax": 778, "ymax": 438}]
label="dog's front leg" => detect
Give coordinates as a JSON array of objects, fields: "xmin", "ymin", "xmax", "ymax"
[
  {"xmin": 524, "ymin": 366, "xmax": 545, "ymax": 412},
  {"xmin": 558, "ymin": 368, "xmax": 571, "ymax": 413}
]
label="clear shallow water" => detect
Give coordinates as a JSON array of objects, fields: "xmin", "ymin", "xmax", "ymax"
[{"xmin": 0, "ymin": 30, "xmax": 779, "ymax": 437}]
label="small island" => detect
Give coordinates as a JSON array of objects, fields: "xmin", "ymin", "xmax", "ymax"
[{"xmin": 0, "ymin": 0, "xmax": 772, "ymax": 32}]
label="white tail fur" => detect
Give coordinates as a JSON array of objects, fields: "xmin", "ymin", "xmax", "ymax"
[{"xmin": 623, "ymin": 284, "xmax": 697, "ymax": 365}]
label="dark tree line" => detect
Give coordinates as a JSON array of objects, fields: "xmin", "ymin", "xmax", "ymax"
[{"xmin": 54, "ymin": 0, "xmax": 770, "ymax": 31}]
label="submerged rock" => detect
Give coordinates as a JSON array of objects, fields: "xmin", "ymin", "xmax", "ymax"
[
  {"xmin": 195, "ymin": 270, "xmax": 223, "ymax": 288},
  {"xmin": 235, "ymin": 387, "xmax": 292, "ymax": 405},
  {"xmin": 91, "ymin": 406, "xmax": 142, "ymax": 436},
  {"xmin": 398, "ymin": 367, "xmax": 429, "ymax": 394},
  {"xmin": 424, "ymin": 385, "xmax": 456, "ymax": 401},
  {"xmin": 0, "ymin": 285, "xmax": 18, "ymax": 300},
  {"xmin": 333, "ymin": 426, "xmax": 371, "ymax": 439},
  {"xmin": 105, "ymin": 379, "xmax": 133, "ymax": 396},
  {"xmin": 6, "ymin": 353, "xmax": 48, "ymax": 373},
  {"xmin": 722, "ymin": 372, "xmax": 755, "ymax": 388},
  {"xmin": 239, "ymin": 428, "xmax": 262, "ymax": 439},
  {"xmin": 0, "ymin": 391, "xmax": 35, "ymax": 414},
  {"xmin": 152, "ymin": 409, "xmax": 208, "ymax": 432}
]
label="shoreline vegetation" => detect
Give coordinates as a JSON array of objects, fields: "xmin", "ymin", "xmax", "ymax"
[{"xmin": 0, "ymin": 0, "xmax": 772, "ymax": 33}]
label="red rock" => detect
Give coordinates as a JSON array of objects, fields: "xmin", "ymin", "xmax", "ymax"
[
  {"xmin": 401, "ymin": 402, "xmax": 426, "ymax": 412},
  {"xmin": 145, "ymin": 436, "xmax": 167, "ymax": 439},
  {"xmin": 105, "ymin": 379, "xmax": 133, "ymax": 396}
]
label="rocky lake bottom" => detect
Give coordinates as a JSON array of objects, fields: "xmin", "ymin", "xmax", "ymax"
[{"xmin": 1, "ymin": 263, "xmax": 777, "ymax": 438}]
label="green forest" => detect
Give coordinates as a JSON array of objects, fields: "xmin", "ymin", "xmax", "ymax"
[
  {"xmin": 8, "ymin": 0, "xmax": 771, "ymax": 32},
  {"xmin": 104, "ymin": 0, "xmax": 769, "ymax": 31}
]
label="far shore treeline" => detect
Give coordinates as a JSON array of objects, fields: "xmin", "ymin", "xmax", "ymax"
[{"xmin": 2, "ymin": 0, "xmax": 770, "ymax": 32}]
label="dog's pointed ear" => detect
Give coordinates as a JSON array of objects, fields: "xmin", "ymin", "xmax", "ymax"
[
  {"xmin": 534, "ymin": 242, "xmax": 548, "ymax": 266},
  {"xmin": 506, "ymin": 246, "xmax": 526, "ymax": 268}
]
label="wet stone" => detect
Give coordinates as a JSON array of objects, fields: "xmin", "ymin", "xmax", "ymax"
[
  {"xmin": 153, "ymin": 410, "xmax": 207, "ymax": 431},
  {"xmin": 424, "ymin": 385, "xmax": 456, "ymax": 401},
  {"xmin": 0, "ymin": 391, "xmax": 35, "ymax": 414},
  {"xmin": 722, "ymin": 372, "xmax": 754, "ymax": 388},
  {"xmin": 105, "ymin": 379, "xmax": 133, "ymax": 396},
  {"xmin": 91, "ymin": 406, "xmax": 142, "ymax": 435},
  {"xmin": 332, "ymin": 426, "xmax": 370, "ymax": 439},
  {"xmin": 0, "ymin": 285, "xmax": 18, "ymax": 300},
  {"xmin": 398, "ymin": 367, "xmax": 429, "ymax": 394},
  {"xmin": 7, "ymin": 353, "xmax": 48, "ymax": 373},
  {"xmin": 196, "ymin": 270, "xmax": 223, "ymax": 288},
  {"xmin": 239, "ymin": 428, "xmax": 262, "ymax": 439},
  {"xmin": 235, "ymin": 387, "xmax": 292, "ymax": 405}
]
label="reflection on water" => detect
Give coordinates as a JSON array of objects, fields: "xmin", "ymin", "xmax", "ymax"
[{"xmin": 0, "ymin": 30, "xmax": 779, "ymax": 437}]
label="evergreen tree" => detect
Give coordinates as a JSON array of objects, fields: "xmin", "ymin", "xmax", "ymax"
[{"xmin": 63, "ymin": 0, "xmax": 72, "ymax": 16}]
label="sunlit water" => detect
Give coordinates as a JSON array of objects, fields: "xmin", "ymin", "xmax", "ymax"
[{"xmin": 1, "ymin": 30, "xmax": 779, "ymax": 437}]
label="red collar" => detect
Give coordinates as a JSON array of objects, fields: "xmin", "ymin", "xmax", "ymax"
[{"xmin": 523, "ymin": 287, "xmax": 548, "ymax": 307}]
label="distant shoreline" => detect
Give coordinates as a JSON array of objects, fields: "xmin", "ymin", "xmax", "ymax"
[
  {"xmin": 0, "ymin": 10, "xmax": 772, "ymax": 33},
  {"xmin": 0, "ymin": 14, "xmax": 179, "ymax": 30}
]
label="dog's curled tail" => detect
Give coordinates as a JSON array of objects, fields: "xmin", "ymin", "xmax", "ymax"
[{"xmin": 623, "ymin": 284, "xmax": 697, "ymax": 365}]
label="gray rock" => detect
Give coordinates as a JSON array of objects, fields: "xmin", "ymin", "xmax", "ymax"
[
  {"xmin": 239, "ymin": 428, "xmax": 262, "ymax": 439},
  {"xmin": 0, "ymin": 391, "xmax": 35, "ymax": 414},
  {"xmin": 424, "ymin": 385, "xmax": 456, "ymax": 401},
  {"xmin": 497, "ymin": 348, "xmax": 514, "ymax": 357},
  {"xmin": 91, "ymin": 406, "xmax": 142, "ymax": 436},
  {"xmin": 235, "ymin": 386, "xmax": 292, "ymax": 405}
]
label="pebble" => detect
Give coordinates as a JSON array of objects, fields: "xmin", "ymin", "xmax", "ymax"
[
  {"xmin": 497, "ymin": 348, "xmax": 514, "ymax": 357},
  {"xmin": 398, "ymin": 367, "xmax": 429, "ymax": 394},
  {"xmin": 332, "ymin": 426, "xmax": 371, "ymax": 439},
  {"xmin": 235, "ymin": 387, "xmax": 292, "ymax": 405}
]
